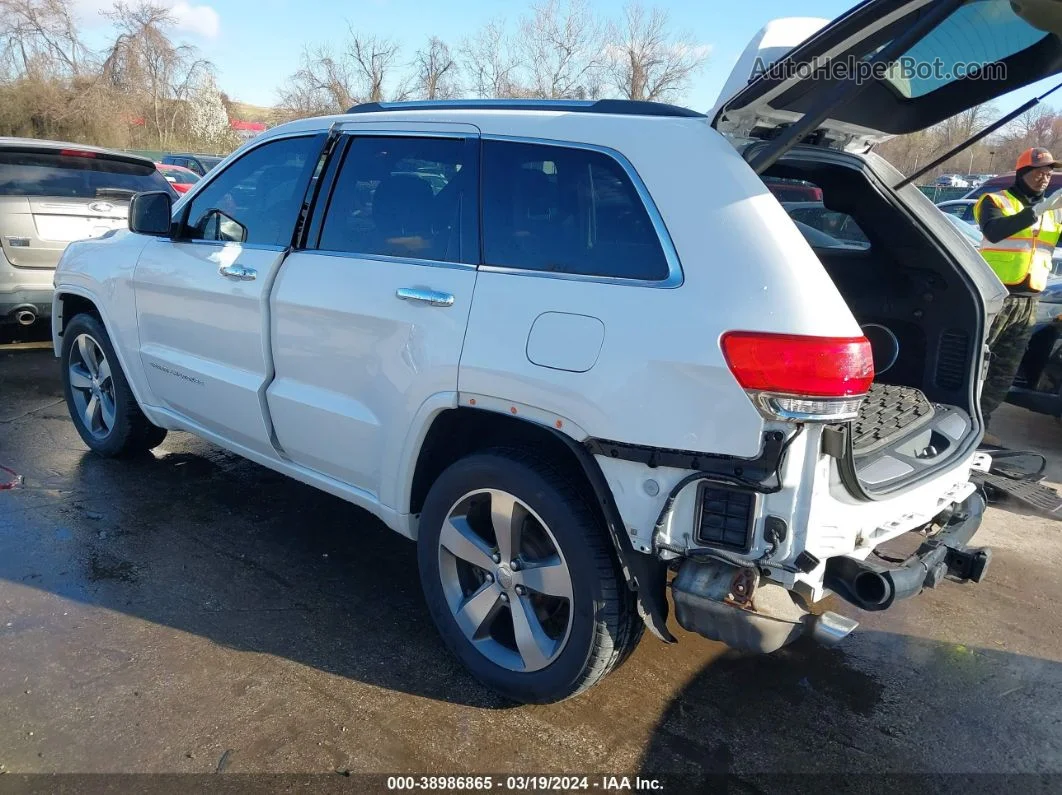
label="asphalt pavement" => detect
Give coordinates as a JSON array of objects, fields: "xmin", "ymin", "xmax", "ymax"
[{"xmin": 2, "ymin": 332, "xmax": 1062, "ymax": 792}]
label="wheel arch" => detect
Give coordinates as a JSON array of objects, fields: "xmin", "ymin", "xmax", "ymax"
[
  {"xmin": 410, "ymin": 406, "xmax": 675, "ymax": 642},
  {"xmin": 53, "ymin": 288, "xmax": 156, "ymax": 419}
]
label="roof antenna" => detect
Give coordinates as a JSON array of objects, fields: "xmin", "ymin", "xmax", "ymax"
[{"xmin": 894, "ymin": 78, "xmax": 1062, "ymax": 190}]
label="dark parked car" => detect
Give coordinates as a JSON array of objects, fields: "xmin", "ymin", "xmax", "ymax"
[{"xmin": 160, "ymin": 153, "xmax": 224, "ymax": 177}]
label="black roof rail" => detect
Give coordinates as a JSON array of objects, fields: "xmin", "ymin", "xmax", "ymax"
[{"xmin": 344, "ymin": 99, "xmax": 705, "ymax": 118}]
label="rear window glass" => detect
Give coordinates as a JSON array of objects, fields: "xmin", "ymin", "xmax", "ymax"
[
  {"xmin": 481, "ymin": 140, "xmax": 670, "ymax": 281},
  {"xmin": 0, "ymin": 151, "xmax": 174, "ymax": 198},
  {"xmin": 883, "ymin": 0, "xmax": 1047, "ymax": 99}
]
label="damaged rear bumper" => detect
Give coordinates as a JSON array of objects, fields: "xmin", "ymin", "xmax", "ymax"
[
  {"xmin": 672, "ymin": 563, "xmax": 860, "ymax": 654},
  {"xmin": 822, "ymin": 491, "xmax": 989, "ymax": 611},
  {"xmin": 671, "ymin": 491, "xmax": 988, "ymax": 654}
]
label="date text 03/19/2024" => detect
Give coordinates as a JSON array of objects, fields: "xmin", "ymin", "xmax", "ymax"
[{"xmin": 385, "ymin": 775, "xmax": 665, "ymax": 792}]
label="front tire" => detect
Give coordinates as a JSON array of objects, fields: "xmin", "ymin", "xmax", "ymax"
[
  {"xmin": 417, "ymin": 449, "xmax": 641, "ymax": 704},
  {"xmin": 60, "ymin": 313, "xmax": 167, "ymax": 457}
]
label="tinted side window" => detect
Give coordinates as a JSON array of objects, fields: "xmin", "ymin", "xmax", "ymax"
[
  {"xmin": 183, "ymin": 137, "xmax": 319, "ymax": 247},
  {"xmin": 317, "ymin": 136, "xmax": 474, "ymax": 263},
  {"xmin": 481, "ymin": 140, "xmax": 669, "ymax": 280}
]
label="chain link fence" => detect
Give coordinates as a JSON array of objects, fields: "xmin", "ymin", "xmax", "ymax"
[{"xmin": 916, "ymin": 185, "xmax": 972, "ymax": 203}]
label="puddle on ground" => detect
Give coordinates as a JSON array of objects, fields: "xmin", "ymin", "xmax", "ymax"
[{"xmin": 87, "ymin": 555, "xmax": 138, "ymax": 584}]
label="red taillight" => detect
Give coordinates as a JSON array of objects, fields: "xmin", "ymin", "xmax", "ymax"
[
  {"xmin": 721, "ymin": 332, "xmax": 874, "ymax": 398},
  {"xmin": 59, "ymin": 149, "xmax": 97, "ymax": 158}
]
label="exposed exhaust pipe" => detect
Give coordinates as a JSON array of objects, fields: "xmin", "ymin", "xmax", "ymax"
[
  {"xmin": 807, "ymin": 611, "xmax": 860, "ymax": 647},
  {"xmin": 824, "ymin": 493, "xmax": 990, "ymax": 612},
  {"xmin": 14, "ymin": 308, "xmax": 36, "ymax": 326},
  {"xmin": 823, "ymin": 556, "xmax": 896, "ymax": 611}
]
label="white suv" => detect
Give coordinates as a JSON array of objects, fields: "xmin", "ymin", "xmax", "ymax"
[{"xmin": 52, "ymin": 0, "xmax": 1049, "ymax": 704}]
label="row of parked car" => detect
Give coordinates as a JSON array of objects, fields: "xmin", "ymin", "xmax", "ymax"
[{"xmin": 934, "ymin": 173, "xmax": 994, "ymax": 189}]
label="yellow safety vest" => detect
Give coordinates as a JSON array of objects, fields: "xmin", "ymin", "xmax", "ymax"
[{"xmin": 973, "ymin": 189, "xmax": 1060, "ymax": 292}]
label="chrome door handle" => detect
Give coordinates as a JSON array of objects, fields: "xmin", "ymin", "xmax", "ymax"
[
  {"xmin": 396, "ymin": 287, "xmax": 454, "ymax": 307},
  {"xmin": 219, "ymin": 263, "xmax": 256, "ymax": 281}
]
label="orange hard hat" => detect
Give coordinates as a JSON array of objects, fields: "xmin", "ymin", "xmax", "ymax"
[{"xmin": 1016, "ymin": 147, "xmax": 1061, "ymax": 171}]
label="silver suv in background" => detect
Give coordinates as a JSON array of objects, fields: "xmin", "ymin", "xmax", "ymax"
[{"xmin": 0, "ymin": 139, "xmax": 175, "ymax": 327}]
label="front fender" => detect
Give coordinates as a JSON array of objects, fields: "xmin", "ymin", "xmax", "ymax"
[{"xmin": 52, "ymin": 232, "xmax": 156, "ymax": 413}]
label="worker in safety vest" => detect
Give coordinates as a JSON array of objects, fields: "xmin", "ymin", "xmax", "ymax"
[{"xmin": 973, "ymin": 147, "xmax": 1062, "ymax": 441}]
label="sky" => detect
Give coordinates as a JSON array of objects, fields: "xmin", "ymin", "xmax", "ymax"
[{"xmin": 71, "ymin": 0, "xmax": 1062, "ymax": 118}]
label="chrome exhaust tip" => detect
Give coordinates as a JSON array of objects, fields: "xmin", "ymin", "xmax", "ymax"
[
  {"xmin": 808, "ymin": 611, "xmax": 859, "ymax": 647},
  {"xmin": 14, "ymin": 309, "xmax": 36, "ymax": 326}
]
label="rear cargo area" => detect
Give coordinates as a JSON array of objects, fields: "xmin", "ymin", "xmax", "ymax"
[{"xmin": 761, "ymin": 151, "xmax": 983, "ymax": 496}]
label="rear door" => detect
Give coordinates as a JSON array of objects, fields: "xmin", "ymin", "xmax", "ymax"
[
  {"xmin": 0, "ymin": 147, "xmax": 174, "ymax": 270},
  {"xmin": 133, "ymin": 133, "xmax": 326, "ymax": 457},
  {"xmin": 267, "ymin": 124, "xmax": 479, "ymax": 504}
]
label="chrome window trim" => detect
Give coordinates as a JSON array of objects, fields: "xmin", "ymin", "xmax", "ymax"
[
  {"xmin": 479, "ymin": 133, "xmax": 684, "ymax": 288},
  {"xmin": 335, "ymin": 122, "xmax": 481, "ymax": 138},
  {"xmin": 167, "ymin": 239, "xmax": 286, "ymax": 254},
  {"xmin": 300, "ymin": 249, "xmax": 478, "ymax": 272}
]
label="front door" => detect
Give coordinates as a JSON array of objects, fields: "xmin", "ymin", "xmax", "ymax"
[
  {"xmin": 268, "ymin": 127, "xmax": 480, "ymax": 505},
  {"xmin": 133, "ymin": 134, "xmax": 325, "ymax": 457}
]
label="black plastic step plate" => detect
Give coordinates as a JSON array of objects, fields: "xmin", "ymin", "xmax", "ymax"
[{"xmin": 972, "ymin": 471, "xmax": 1062, "ymax": 518}]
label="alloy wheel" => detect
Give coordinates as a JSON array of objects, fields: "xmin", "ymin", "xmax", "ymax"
[
  {"xmin": 437, "ymin": 488, "xmax": 575, "ymax": 673},
  {"xmin": 68, "ymin": 333, "xmax": 116, "ymax": 440}
]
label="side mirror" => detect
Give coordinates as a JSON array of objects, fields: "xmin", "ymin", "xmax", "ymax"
[{"xmin": 129, "ymin": 191, "xmax": 173, "ymax": 237}]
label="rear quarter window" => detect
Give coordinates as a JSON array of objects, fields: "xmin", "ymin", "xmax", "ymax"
[
  {"xmin": 0, "ymin": 150, "xmax": 174, "ymax": 198},
  {"xmin": 481, "ymin": 140, "xmax": 670, "ymax": 281}
]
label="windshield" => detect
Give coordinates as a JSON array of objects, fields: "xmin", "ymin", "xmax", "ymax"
[
  {"xmin": 198, "ymin": 156, "xmax": 223, "ymax": 170},
  {"xmin": 0, "ymin": 150, "xmax": 175, "ymax": 199}
]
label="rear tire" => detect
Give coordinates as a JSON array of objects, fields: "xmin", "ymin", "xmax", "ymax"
[
  {"xmin": 61, "ymin": 313, "xmax": 168, "ymax": 457},
  {"xmin": 417, "ymin": 449, "xmax": 641, "ymax": 704}
]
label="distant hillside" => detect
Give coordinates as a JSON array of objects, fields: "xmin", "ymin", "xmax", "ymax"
[{"xmin": 227, "ymin": 100, "xmax": 282, "ymax": 125}]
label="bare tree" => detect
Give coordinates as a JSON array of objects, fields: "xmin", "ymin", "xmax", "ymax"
[
  {"xmin": 101, "ymin": 2, "xmax": 211, "ymax": 146},
  {"xmin": 460, "ymin": 19, "xmax": 523, "ymax": 98},
  {"xmin": 413, "ymin": 36, "xmax": 458, "ymax": 100},
  {"xmin": 0, "ymin": 0, "xmax": 89, "ymax": 79},
  {"xmin": 348, "ymin": 31, "xmax": 405, "ymax": 103},
  {"xmin": 604, "ymin": 3, "xmax": 707, "ymax": 102},
  {"xmin": 519, "ymin": 0, "xmax": 603, "ymax": 99},
  {"xmin": 277, "ymin": 44, "xmax": 355, "ymax": 116}
]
